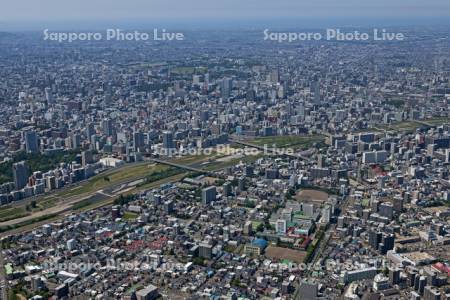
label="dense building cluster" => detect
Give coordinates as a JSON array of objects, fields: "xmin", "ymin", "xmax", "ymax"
[{"xmin": 0, "ymin": 28, "xmax": 449, "ymax": 299}]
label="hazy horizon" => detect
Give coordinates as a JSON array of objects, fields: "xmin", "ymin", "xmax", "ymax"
[
  {"xmin": 1, "ymin": 17, "xmax": 450, "ymax": 32},
  {"xmin": 1, "ymin": 0, "xmax": 450, "ymax": 30}
]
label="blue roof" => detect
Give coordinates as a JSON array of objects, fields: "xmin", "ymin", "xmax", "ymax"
[{"xmin": 252, "ymin": 238, "xmax": 268, "ymax": 249}]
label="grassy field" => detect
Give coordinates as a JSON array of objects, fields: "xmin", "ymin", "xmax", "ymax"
[
  {"xmin": 123, "ymin": 211, "xmax": 139, "ymax": 220},
  {"xmin": 424, "ymin": 117, "xmax": 449, "ymax": 126},
  {"xmin": 0, "ymin": 163, "xmax": 172, "ymax": 227},
  {"xmin": 57, "ymin": 163, "xmax": 167, "ymax": 197},
  {"xmin": 35, "ymin": 198, "xmax": 58, "ymax": 210},
  {"xmin": 251, "ymin": 135, "xmax": 325, "ymax": 149},
  {"xmin": 172, "ymin": 153, "xmax": 217, "ymax": 165},
  {"xmin": 0, "ymin": 213, "xmax": 59, "ymax": 234},
  {"xmin": 388, "ymin": 121, "xmax": 423, "ymax": 132},
  {"xmin": 58, "ymin": 152, "xmax": 219, "ymax": 198},
  {"xmin": 0, "ymin": 170, "xmax": 190, "ymax": 235},
  {"xmin": 0, "ymin": 207, "xmax": 29, "ymax": 222},
  {"xmin": 0, "ymin": 152, "xmax": 226, "ymax": 234},
  {"xmin": 358, "ymin": 117, "xmax": 448, "ymax": 134},
  {"xmin": 202, "ymin": 153, "xmax": 263, "ymax": 171},
  {"xmin": 378, "ymin": 118, "xmax": 449, "ymax": 133},
  {"xmin": 171, "ymin": 66, "xmax": 207, "ymax": 75},
  {"xmin": 251, "ymin": 221, "xmax": 262, "ymax": 229}
]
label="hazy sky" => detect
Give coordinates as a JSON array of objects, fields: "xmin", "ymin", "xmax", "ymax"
[{"xmin": 1, "ymin": 0, "xmax": 449, "ymax": 28}]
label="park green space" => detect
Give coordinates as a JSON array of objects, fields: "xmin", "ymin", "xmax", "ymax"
[
  {"xmin": 424, "ymin": 117, "xmax": 449, "ymax": 126},
  {"xmin": 57, "ymin": 163, "xmax": 168, "ymax": 198},
  {"xmin": 0, "ymin": 152, "xmax": 219, "ymax": 232}
]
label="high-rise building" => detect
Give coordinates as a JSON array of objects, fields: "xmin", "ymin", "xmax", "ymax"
[
  {"xmin": 238, "ymin": 176, "xmax": 246, "ymax": 192},
  {"xmin": 270, "ymin": 69, "xmax": 279, "ymax": 83},
  {"xmin": 223, "ymin": 182, "xmax": 232, "ymax": 197},
  {"xmin": 317, "ymin": 154, "xmax": 326, "ymax": 168},
  {"xmin": 162, "ymin": 131, "xmax": 175, "ymax": 151},
  {"xmin": 380, "ymin": 234, "xmax": 395, "ymax": 254},
  {"xmin": 81, "ymin": 150, "xmax": 93, "ymax": 166},
  {"xmin": 246, "ymin": 88, "xmax": 256, "ymax": 101},
  {"xmin": 244, "ymin": 165, "xmax": 254, "ymax": 177},
  {"xmin": 85, "ymin": 123, "xmax": 95, "ymax": 139},
  {"xmin": 389, "ymin": 268, "xmax": 401, "ymax": 285},
  {"xmin": 276, "ymin": 219, "xmax": 287, "ymax": 234},
  {"xmin": 369, "ymin": 230, "xmax": 382, "ymax": 250},
  {"xmin": 199, "ymin": 243, "xmax": 213, "ymax": 259},
  {"xmin": 45, "ymin": 87, "xmax": 53, "ymax": 103},
  {"xmin": 13, "ymin": 161, "xmax": 29, "ymax": 190},
  {"xmin": 298, "ymin": 280, "xmax": 318, "ymax": 300},
  {"xmin": 423, "ymin": 286, "xmax": 441, "ymax": 300},
  {"xmin": 133, "ymin": 131, "xmax": 145, "ymax": 152},
  {"xmin": 445, "ymin": 149, "xmax": 450, "ymax": 163},
  {"xmin": 136, "ymin": 285, "xmax": 159, "ymax": 300},
  {"xmin": 71, "ymin": 133, "xmax": 81, "ymax": 149},
  {"xmin": 243, "ymin": 221, "xmax": 253, "ymax": 235},
  {"xmin": 311, "ymin": 80, "xmax": 321, "ymax": 104},
  {"xmin": 200, "ymin": 110, "xmax": 209, "ymax": 122},
  {"xmin": 221, "ymin": 78, "xmax": 232, "ymax": 98},
  {"xmin": 379, "ymin": 202, "xmax": 394, "ymax": 220},
  {"xmin": 202, "ymin": 186, "xmax": 216, "ymax": 205},
  {"xmin": 102, "ymin": 118, "xmax": 113, "ymax": 136},
  {"xmin": 25, "ymin": 131, "xmax": 39, "ymax": 153}
]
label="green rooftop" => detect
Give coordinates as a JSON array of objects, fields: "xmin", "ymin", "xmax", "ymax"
[{"xmin": 5, "ymin": 263, "xmax": 13, "ymax": 275}]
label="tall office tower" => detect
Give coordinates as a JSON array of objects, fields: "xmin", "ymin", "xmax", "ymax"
[
  {"xmin": 202, "ymin": 73, "xmax": 209, "ymax": 93},
  {"xmin": 298, "ymin": 280, "xmax": 318, "ymax": 300},
  {"xmin": 246, "ymin": 88, "xmax": 256, "ymax": 101},
  {"xmin": 202, "ymin": 186, "xmax": 217, "ymax": 205},
  {"xmin": 221, "ymin": 78, "xmax": 232, "ymax": 99},
  {"xmin": 13, "ymin": 161, "xmax": 29, "ymax": 190},
  {"xmin": 380, "ymin": 234, "xmax": 395, "ymax": 254},
  {"xmin": 133, "ymin": 131, "xmax": 145, "ymax": 152},
  {"xmin": 368, "ymin": 230, "xmax": 382, "ymax": 250},
  {"xmin": 105, "ymin": 82, "xmax": 113, "ymax": 104},
  {"xmin": 223, "ymin": 182, "xmax": 232, "ymax": 197},
  {"xmin": 85, "ymin": 123, "xmax": 95, "ymax": 139},
  {"xmin": 81, "ymin": 150, "xmax": 93, "ymax": 166},
  {"xmin": 297, "ymin": 102, "xmax": 305, "ymax": 117},
  {"xmin": 90, "ymin": 134, "xmax": 99, "ymax": 151},
  {"xmin": 102, "ymin": 118, "xmax": 113, "ymax": 136},
  {"xmin": 389, "ymin": 268, "xmax": 401, "ymax": 285},
  {"xmin": 270, "ymin": 69, "xmax": 279, "ymax": 83},
  {"xmin": 25, "ymin": 131, "xmax": 39, "ymax": 153},
  {"xmin": 162, "ymin": 131, "xmax": 175, "ymax": 150},
  {"xmin": 146, "ymin": 132, "xmax": 154, "ymax": 151},
  {"xmin": 200, "ymin": 110, "xmax": 209, "ymax": 122},
  {"xmin": 379, "ymin": 202, "xmax": 394, "ymax": 220},
  {"xmin": 192, "ymin": 74, "xmax": 201, "ymax": 85},
  {"xmin": 277, "ymin": 84, "xmax": 285, "ymax": 99},
  {"xmin": 317, "ymin": 154, "xmax": 326, "ymax": 168},
  {"xmin": 311, "ymin": 80, "xmax": 321, "ymax": 104},
  {"xmin": 71, "ymin": 133, "xmax": 81, "ymax": 150},
  {"xmin": 45, "ymin": 87, "xmax": 53, "ymax": 103},
  {"xmin": 423, "ymin": 285, "xmax": 441, "ymax": 300}
]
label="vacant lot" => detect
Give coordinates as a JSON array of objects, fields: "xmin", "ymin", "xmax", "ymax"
[
  {"xmin": 265, "ymin": 246, "xmax": 307, "ymax": 263},
  {"xmin": 296, "ymin": 189, "xmax": 329, "ymax": 205}
]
